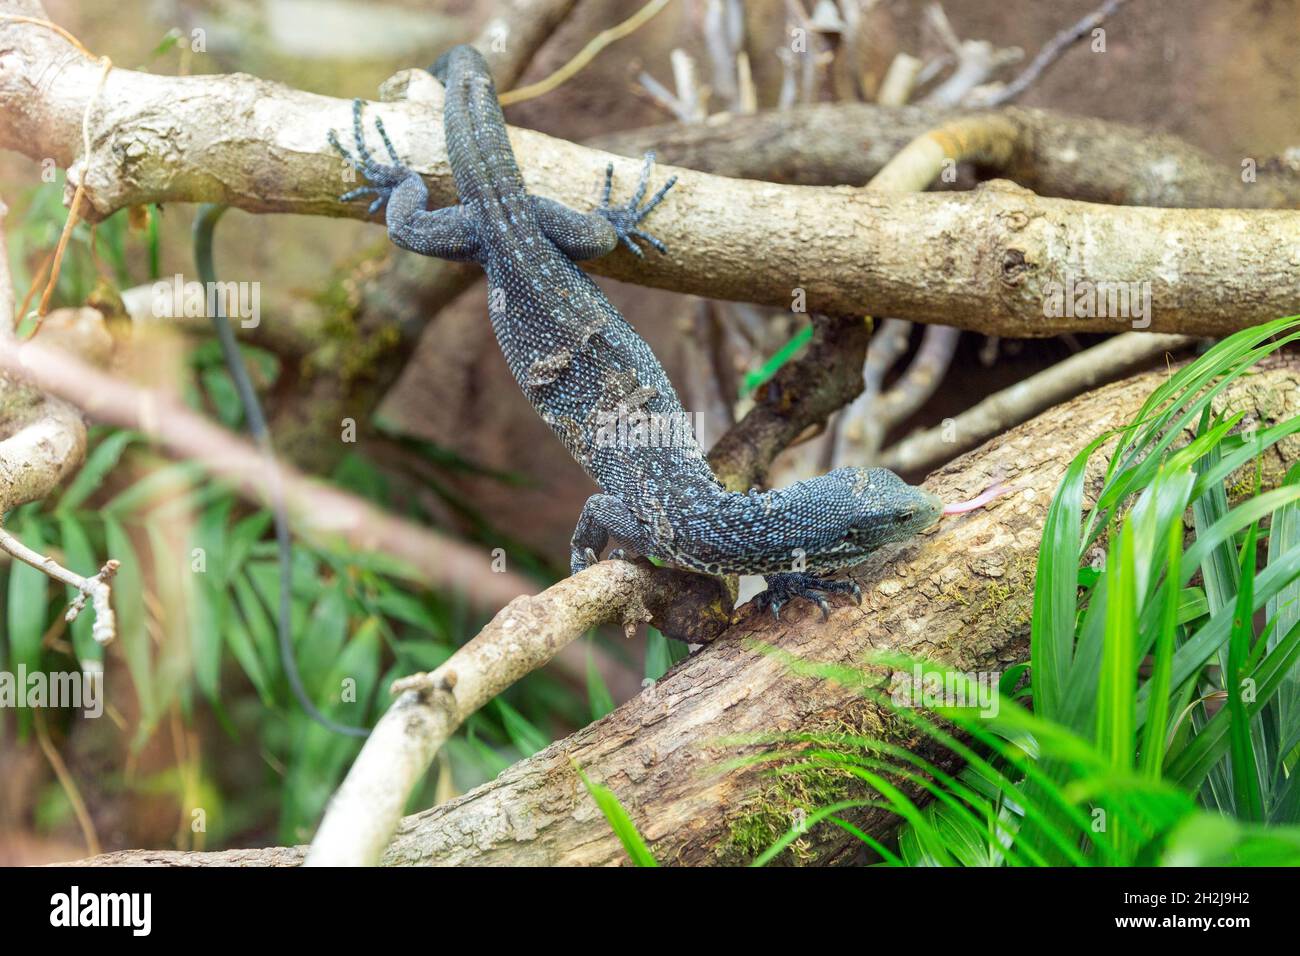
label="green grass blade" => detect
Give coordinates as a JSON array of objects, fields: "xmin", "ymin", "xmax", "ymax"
[
  {"xmin": 1226, "ymin": 522, "xmax": 1265, "ymax": 821},
  {"xmin": 1098, "ymin": 520, "xmax": 1137, "ymax": 771},
  {"xmin": 1141, "ymin": 512, "xmax": 1183, "ymax": 779},
  {"xmin": 577, "ymin": 768, "xmax": 659, "ymax": 866}
]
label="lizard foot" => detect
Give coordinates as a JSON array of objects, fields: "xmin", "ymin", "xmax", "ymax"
[
  {"xmin": 572, "ymin": 546, "xmax": 636, "ymax": 574},
  {"xmin": 753, "ymin": 573, "xmax": 862, "ymax": 622},
  {"xmin": 328, "ymin": 99, "xmax": 408, "ymax": 216},
  {"xmin": 596, "ymin": 152, "xmax": 677, "ymax": 258}
]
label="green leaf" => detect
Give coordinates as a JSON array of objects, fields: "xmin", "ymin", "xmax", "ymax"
[
  {"xmin": 103, "ymin": 516, "xmax": 155, "ymax": 734},
  {"xmin": 101, "ymin": 460, "xmax": 203, "ymax": 515},
  {"xmin": 200, "ymin": 366, "xmax": 244, "ymax": 428},
  {"xmin": 1140, "ymin": 511, "xmax": 1182, "ymax": 779},
  {"xmin": 5, "ymin": 513, "xmax": 48, "ymax": 733},
  {"xmin": 577, "ymin": 767, "xmax": 658, "ymax": 866},
  {"xmin": 740, "ymin": 323, "xmax": 813, "ymax": 397},
  {"xmin": 494, "ymin": 697, "xmax": 548, "ymax": 757},
  {"xmin": 56, "ymin": 430, "xmax": 137, "ymax": 512},
  {"xmin": 1098, "ymin": 520, "xmax": 1137, "ymax": 771},
  {"xmin": 586, "ymin": 642, "xmax": 614, "ymax": 721},
  {"xmin": 186, "ymin": 568, "xmax": 224, "ymax": 703},
  {"xmin": 1031, "ymin": 432, "xmax": 1112, "ymax": 721},
  {"xmin": 55, "ymin": 515, "xmax": 102, "ymax": 665},
  {"xmin": 369, "ymin": 589, "xmax": 441, "ymax": 635},
  {"xmin": 645, "ymin": 627, "xmax": 687, "ymax": 681},
  {"xmin": 1226, "ymin": 522, "xmax": 1264, "ymax": 821},
  {"xmin": 1266, "ymin": 463, "xmax": 1300, "ymax": 770}
]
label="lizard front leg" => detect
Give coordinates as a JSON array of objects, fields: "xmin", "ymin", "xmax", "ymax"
[
  {"xmin": 570, "ymin": 494, "xmax": 652, "ymax": 574},
  {"xmin": 532, "ymin": 152, "xmax": 676, "ymax": 260}
]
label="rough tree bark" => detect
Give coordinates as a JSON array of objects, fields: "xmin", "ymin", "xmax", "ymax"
[
  {"xmin": 2, "ymin": 12, "xmax": 1298, "ymax": 337},
  {"xmin": 67, "ymin": 354, "xmax": 1300, "ymax": 866}
]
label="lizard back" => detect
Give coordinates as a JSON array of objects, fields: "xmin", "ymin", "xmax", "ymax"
[{"xmin": 438, "ymin": 46, "xmax": 721, "ymax": 504}]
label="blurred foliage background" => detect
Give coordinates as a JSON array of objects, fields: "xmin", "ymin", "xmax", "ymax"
[{"xmin": 3, "ymin": 0, "xmax": 1300, "ymax": 864}]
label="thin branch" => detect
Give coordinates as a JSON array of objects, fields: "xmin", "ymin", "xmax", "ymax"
[
  {"xmin": 306, "ymin": 559, "xmax": 730, "ymax": 866},
  {"xmin": 879, "ymin": 332, "xmax": 1196, "ymax": 474},
  {"xmin": 498, "ymin": 0, "xmax": 673, "ymax": 105},
  {"xmin": 0, "ymin": 526, "xmax": 118, "ymax": 644},
  {"xmin": 34, "ymin": 706, "xmax": 102, "ymax": 857},
  {"xmin": 919, "ymin": 3, "xmax": 1023, "ymax": 108},
  {"xmin": 0, "ymin": 337, "xmax": 537, "ymax": 608},
  {"xmin": 982, "ymin": 0, "xmax": 1133, "ymax": 107}
]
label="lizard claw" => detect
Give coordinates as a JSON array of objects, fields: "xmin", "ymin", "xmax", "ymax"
[
  {"xmin": 596, "ymin": 152, "xmax": 675, "ymax": 257},
  {"xmin": 753, "ymin": 573, "xmax": 860, "ymax": 621},
  {"xmin": 328, "ymin": 99, "xmax": 409, "ymax": 217}
]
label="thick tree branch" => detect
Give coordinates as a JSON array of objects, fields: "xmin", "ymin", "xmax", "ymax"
[
  {"xmin": 590, "ymin": 103, "xmax": 1300, "ymax": 208},
  {"xmin": 2, "ymin": 13, "xmax": 1298, "ymax": 337}
]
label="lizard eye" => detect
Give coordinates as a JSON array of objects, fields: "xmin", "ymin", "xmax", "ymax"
[{"xmin": 896, "ymin": 510, "xmax": 914, "ymax": 523}]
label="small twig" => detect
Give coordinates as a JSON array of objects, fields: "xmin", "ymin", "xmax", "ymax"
[
  {"xmin": 0, "ymin": 526, "xmax": 119, "ymax": 645},
  {"xmin": 919, "ymin": 4, "xmax": 1022, "ymax": 107},
  {"xmin": 498, "ymin": 0, "xmax": 672, "ymax": 105},
  {"xmin": 877, "ymin": 53, "xmax": 923, "ymax": 106},
  {"xmin": 861, "ymin": 323, "xmax": 961, "ymax": 456},
  {"xmin": 32, "ymin": 54, "xmax": 113, "ymax": 331},
  {"xmin": 0, "ymin": 12, "xmax": 96, "ymax": 56},
  {"xmin": 982, "ymin": 0, "xmax": 1132, "ymax": 107},
  {"xmin": 34, "ymin": 704, "xmax": 102, "ymax": 857},
  {"xmin": 702, "ymin": 0, "xmax": 745, "ymax": 111},
  {"xmin": 637, "ymin": 69, "xmax": 688, "ymax": 119}
]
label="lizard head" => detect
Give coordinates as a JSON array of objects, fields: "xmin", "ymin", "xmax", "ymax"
[{"xmin": 840, "ymin": 467, "xmax": 944, "ymax": 551}]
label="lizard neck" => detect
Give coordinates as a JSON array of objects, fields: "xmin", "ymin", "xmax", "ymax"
[
  {"xmin": 438, "ymin": 46, "xmax": 529, "ymax": 215},
  {"xmin": 647, "ymin": 477, "xmax": 862, "ymax": 576}
]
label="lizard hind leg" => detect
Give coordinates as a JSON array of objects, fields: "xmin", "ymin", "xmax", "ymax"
[
  {"xmin": 570, "ymin": 494, "xmax": 649, "ymax": 575},
  {"xmin": 753, "ymin": 572, "xmax": 863, "ymax": 622}
]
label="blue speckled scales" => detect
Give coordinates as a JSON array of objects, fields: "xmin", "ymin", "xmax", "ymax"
[{"xmin": 332, "ymin": 44, "xmax": 944, "ymax": 618}]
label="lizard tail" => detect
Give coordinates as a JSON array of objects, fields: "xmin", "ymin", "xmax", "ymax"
[{"xmin": 194, "ymin": 204, "xmax": 369, "ymax": 738}]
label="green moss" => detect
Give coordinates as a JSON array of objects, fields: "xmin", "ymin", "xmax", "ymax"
[
  {"xmin": 720, "ymin": 709, "xmax": 908, "ymax": 866},
  {"xmin": 302, "ymin": 243, "xmax": 403, "ymax": 388}
]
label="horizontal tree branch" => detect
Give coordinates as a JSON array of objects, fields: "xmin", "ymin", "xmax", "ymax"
[
  {"xmin": 2, "ymin": 12, "xmax": 1298, "ymax": 337},
  {"xmin": 590, "ymin": 103, "xmax": 1300, "ymax": 209}
]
